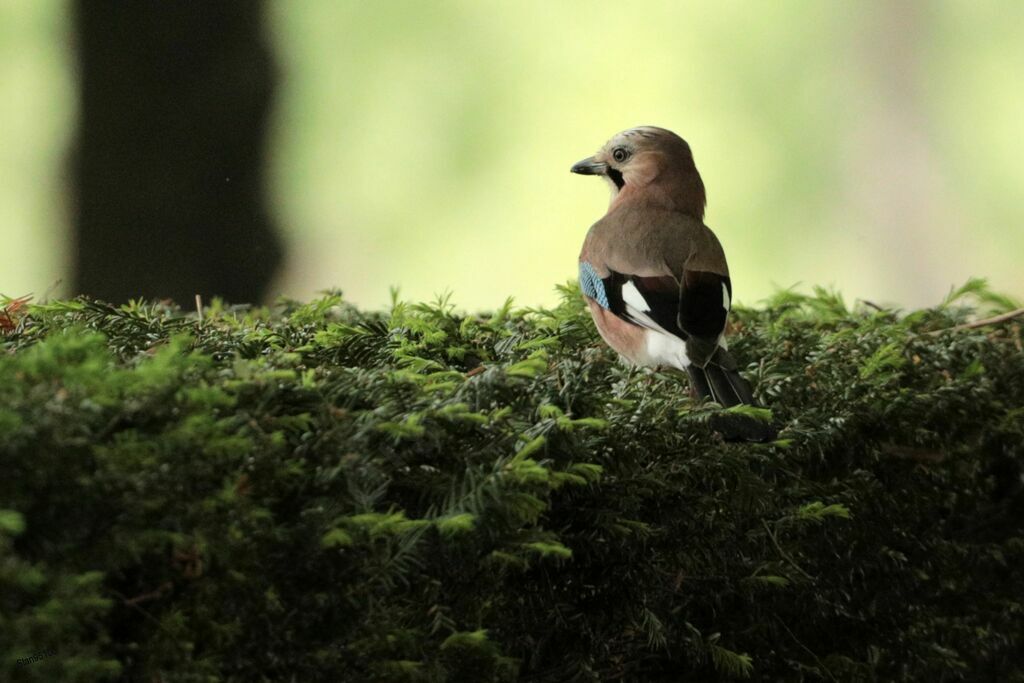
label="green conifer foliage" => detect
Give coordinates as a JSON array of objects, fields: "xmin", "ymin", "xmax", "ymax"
[{"xmin": 1, "ymin": 281, "xmax": 1022, "ymax": 681}]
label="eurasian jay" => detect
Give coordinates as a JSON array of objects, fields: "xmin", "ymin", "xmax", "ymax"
[{"xmin": 572, "ymin": 126, "xmax": 773, "ymax": 441}]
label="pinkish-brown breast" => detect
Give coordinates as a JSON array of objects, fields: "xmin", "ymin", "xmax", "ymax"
[{"xmin": 586, "ymin": 298, "xmax": 647, "ymax": 365}]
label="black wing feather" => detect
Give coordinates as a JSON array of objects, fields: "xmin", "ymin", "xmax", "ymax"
[
  {"xmin": 601, "ymin": 270, "xmax": 731, "ymax": 342},
  {"xmin": 679, "ymin": 270, "xmax": 731, "ymax": 339}
]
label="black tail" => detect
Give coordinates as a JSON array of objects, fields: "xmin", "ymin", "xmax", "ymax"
[
  {"xmin": 686, "ymin": 362, "xmax": 755, "ymax": 408},
  {"xmin": 686, "ymin": 356, "xmax": 776, "ymax": 443}
]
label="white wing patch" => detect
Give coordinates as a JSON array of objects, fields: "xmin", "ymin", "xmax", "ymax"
[
  {"xmin": 642, "ymin": 330, "xmax": 690, "ymax": 370},
  {"xmin": 622, "ymin": 281, "xmax": 650, "ymax": 312},
  {"xmin": 620, "ymin": 280, "xmax": 676, "ymax": 337},
  {"xmin": 722, "ymin": 282, "xmax": 731, "ymax": 311}
]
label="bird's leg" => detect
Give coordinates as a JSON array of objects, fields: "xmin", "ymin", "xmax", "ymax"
[
  {"xmin": 624, "ymin": 363, "xmax": 639, "ymax": 393},
  {"xmin": 670, "ymin": 367, "xmax": 699, "ymax": 400}
]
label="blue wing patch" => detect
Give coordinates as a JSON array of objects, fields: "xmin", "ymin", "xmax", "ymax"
[{"xmin": 579, "ymin": 261, "xmax": 610, "ymax": 309}]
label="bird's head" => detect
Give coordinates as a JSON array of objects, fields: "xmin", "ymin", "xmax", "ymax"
[{"xmin": 570, "ymin": 126, "xmax": 706, "ymax": 218}]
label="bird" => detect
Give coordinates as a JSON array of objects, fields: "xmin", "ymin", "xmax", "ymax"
[{"xmin": 571, "ymin": 126, "xmax": 773, "ymax": 441}]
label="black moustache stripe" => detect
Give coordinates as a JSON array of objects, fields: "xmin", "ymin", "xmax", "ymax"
[{"xmin": 607, "ymin": 168, "xmax": 624, "ymax": 190}]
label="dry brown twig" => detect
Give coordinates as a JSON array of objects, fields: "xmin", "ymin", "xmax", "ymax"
[
  {"xmin": 195, "ymin": 294, "xmax": 204, "ymax": 326},
  {"xmin": 882, "ymin": 443, "xmax": 945, "ymax": 463},
  {"xmin": 928, "ymin": 306, "xmax": 1024, "ymax": 336},
  {"xmin": 0, "ymin": 295, "xmax": 32, "ymax": 334}
]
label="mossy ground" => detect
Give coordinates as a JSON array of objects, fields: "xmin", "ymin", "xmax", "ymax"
[{"xmin": 2, "ymin": 280, "xmax": 1023, "ymax": 681}]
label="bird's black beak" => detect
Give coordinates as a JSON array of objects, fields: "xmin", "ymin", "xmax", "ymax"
[{"xmin": 570, "ymin": 156, "xmax": 607, "ymax": 176}]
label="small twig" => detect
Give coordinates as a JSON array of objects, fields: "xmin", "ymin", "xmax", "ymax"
[
  {"xmin": 41, "ymin": 278, "xmax": 63, "ymax": 302},
  {"xmin": 928, "ymin": 306, "xmax": 1024, "ymax": 336},
  {"xmin": 775, "ymin": 617, "xmax": 838, "ymax": 682},
  {"xmin": 195, "ymin": 294, "xmax": 204, "ymax": 326},
  {"xmin": 122, "ymin": 582, "xmax": 173, "ymax": 606},
  {"xmin": 109, "ymin": 588, "xmax": 174, "ymax": 631},
  {"xmin": 0, "ymin": 295, "xmax": 32, "ymax": 334},
  {"xmin": 761, "ymin": 520, "xmax": 814, "ymax": 580},
  {"xmin": 882, "ymin": 443, "xmax": 945, "ymax": 463}
]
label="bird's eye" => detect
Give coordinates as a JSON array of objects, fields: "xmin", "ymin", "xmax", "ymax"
[{"xmin": 612, "ymin": 147, "xmax": 630, "ymax": 163}]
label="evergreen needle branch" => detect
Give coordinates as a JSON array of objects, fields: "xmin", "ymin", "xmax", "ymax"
[{"xmin": 4, "ymin": 281, "xmax": 1024, "ymax": 680}]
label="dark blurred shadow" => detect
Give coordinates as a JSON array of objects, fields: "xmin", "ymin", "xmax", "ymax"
[{"xmin": 71, "ymin": 1, "xmax": 282, "ymax": 305}]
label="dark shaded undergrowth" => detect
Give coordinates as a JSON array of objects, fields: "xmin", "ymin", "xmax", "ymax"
[{"xmin": 1, "ymin": 280, "xmax": 1023, "ymax": 681}]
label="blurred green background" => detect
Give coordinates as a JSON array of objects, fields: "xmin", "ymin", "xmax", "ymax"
[{"xmin": 2, "ymin": 0, "xmax": 1022, "ymax": 311}]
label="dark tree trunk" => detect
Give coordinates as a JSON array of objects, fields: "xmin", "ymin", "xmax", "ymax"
[{"xmin": 71, "ymin": 1, "xmax": 282, "ymax": 305}]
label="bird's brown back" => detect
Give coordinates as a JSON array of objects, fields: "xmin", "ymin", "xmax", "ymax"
[{"xmin": 580, "ymin": 206, "xmax": 729, "ymax": 280}]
